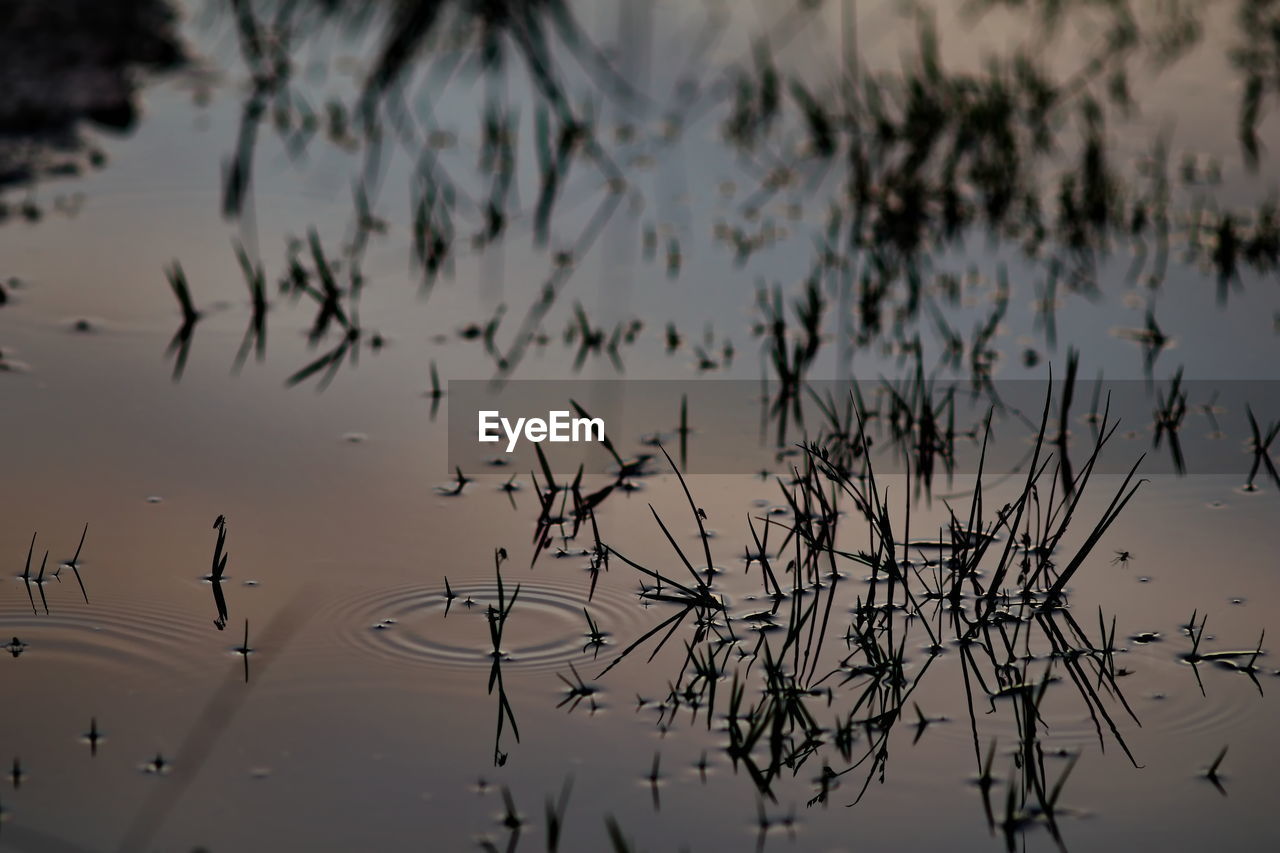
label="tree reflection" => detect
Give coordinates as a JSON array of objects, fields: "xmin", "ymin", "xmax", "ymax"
[{"xmin": 0, "ymin": 0, "xmax": 185, "ymax": 212}]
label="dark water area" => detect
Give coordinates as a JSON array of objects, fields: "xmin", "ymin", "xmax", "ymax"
[{"xmin": 2, "ymin": 1, "xmax": 1280, "ymax": 851}]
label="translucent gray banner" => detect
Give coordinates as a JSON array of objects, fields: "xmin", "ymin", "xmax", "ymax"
[{"xmin": 446, "ymin": 379, "xmax": 1280, "ymax": 478}]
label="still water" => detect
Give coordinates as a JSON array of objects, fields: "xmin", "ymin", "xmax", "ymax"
[{"xmin": 2, "ymin": 1, "xmax": 1279, "ymax": 850}]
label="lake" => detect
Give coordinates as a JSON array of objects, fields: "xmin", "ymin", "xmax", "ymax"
[{"xmin": 2, "ymin": 1, "xmax": 1279, "ymax": 850}]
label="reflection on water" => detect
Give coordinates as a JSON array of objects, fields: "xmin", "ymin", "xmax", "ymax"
[
  {"xmin": 140, "ymin": 0, "xmax": 1280, "ymax": 389},
  {"xmin": 1, "ymin": 1, "xmax": 1279, "ymax": 851},
  {"xmin": 0, "ymin": 0, "xmax": 184, "ymax": 213}
]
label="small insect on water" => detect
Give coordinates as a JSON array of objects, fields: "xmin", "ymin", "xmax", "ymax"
[{"xmin": 1112, "ymin": 550, "xmax": 1134, "ymax": 568}]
